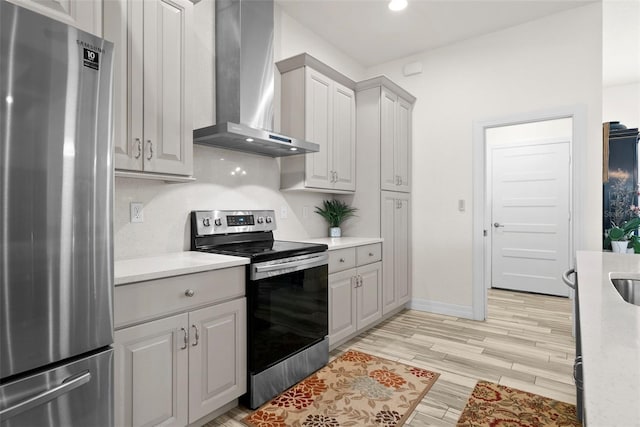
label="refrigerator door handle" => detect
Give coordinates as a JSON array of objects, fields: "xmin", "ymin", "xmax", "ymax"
[{"xmin": 0, "ymin": 371, "xmax": 91, "ymax": 421}]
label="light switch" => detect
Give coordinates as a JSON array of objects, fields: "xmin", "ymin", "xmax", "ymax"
[{"xmin": 458, "ymin": 199, "xmax": 465, "ymax": 212}]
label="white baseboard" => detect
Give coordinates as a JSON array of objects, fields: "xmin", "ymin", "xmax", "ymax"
[{"xmin": 408, "ymin": 298, "xmax": 474, "ymax": 319}]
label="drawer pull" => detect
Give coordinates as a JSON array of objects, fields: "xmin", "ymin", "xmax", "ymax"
[
  {"xmin": 369, "ymin": 252, "xmax": 374, "ymax": 256},
  {"xmin": 185, "ymin": 289, "xmax": 195, "ymax": 297},
  {"xmin": 339, "ymin": 258, "xmax": 345, "ymax": 263}
]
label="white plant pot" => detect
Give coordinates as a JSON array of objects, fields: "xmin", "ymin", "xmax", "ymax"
[
  {"xmin": 329, "ymin": 227, "xmax": 341, "ymax": 238},
  {"xmin": 611, "ymin": 241, "xmax": 629, "ymax": 253}
]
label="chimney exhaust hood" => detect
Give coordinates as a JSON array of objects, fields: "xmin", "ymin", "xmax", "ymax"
[{"xmin": 193, "ymin": 0, "xmax": 319, "ymax": 157}]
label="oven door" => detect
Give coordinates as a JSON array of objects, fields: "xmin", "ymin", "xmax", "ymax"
[{"xmin": 247, "ymin": 253, "xmax": 328, "ymax": 374}]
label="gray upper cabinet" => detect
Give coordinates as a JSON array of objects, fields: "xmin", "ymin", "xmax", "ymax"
[
  {"xmin": 105, "ymin": 0, "xmax": 194, "ymax": 181},
  {"xmin": 358, "ymin": 77, "xmax": 415, "ymax": 193},
  {"xmin": 278, "ymin": 54, "xmax": 356, "ymax": 193}
]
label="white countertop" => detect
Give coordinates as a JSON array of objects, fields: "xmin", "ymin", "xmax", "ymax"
[
  {"xmin": 114, "ymin": 252, "xmax": 249, "ymax": 285},
  {"xmin": 576, "ymin": 251, "xmax": 640, "ymax": 426},
  {"xmin": 298, "ymin": 236, "xmax": 383, "ymax": 250}
]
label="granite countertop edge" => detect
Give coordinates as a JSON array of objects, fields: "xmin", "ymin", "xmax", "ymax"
[
  {"xmin": 297, "ymin": 236, "xmax": 383, "ymax": 250},
  {"xmin": 576, "ymin": 250, "xmax": 640, "ymax": 426},
  {"xmin": 114, "ymin": 252, "xmax": 250, "ymax": 286}
]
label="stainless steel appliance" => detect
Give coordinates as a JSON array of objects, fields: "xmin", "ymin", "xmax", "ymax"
[
  {"xmin": 193, "ymin": 0, "xmax": 320, "ymax": 157},
  {"xmin": 191, "ymin": 210, "xmax": 329, "ymax": 409},
  {"xmin": 0, "ymin": 2, "xmax": 114, "ymax": 425},
  {"xmin": 562, "ymin": 268, "xmax": 583, "ymax": 422}
]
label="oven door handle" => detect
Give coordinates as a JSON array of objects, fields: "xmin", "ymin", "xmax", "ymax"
[{"xmin": 254, "ymin": 254, "xmax": 328, "ymax": 274}]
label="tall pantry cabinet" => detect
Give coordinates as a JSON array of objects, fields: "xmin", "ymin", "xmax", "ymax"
[{"xmin": 353, "ymin": 76, "xmax": 415, "ymax": 315}]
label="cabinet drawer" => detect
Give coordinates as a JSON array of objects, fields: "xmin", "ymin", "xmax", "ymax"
[
  {"xmin": 115, "ymin": 267, "xmax": 245, "ymax": 329},
  {"xmin": 328, "ymin": 248, "xmax": 356, "ymax": 273},
  {"xmin": 357, "ymin": 243, "xmax": 382, "ymax": 265}
]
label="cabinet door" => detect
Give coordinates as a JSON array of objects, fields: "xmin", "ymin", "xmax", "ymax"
[
  {"xmin": 7, "ymin": 0, "xmax": 102, "ymax": 35},
  {"xmin": 105, "ymin": 0, "xmax": 144, "ymax": 172},
  {"xmin": 114, "ymin": 314, "xmax": 189, "ymax": 427},
  {"xmin": 395, "ymin": 195, "xmax": 411, "ymax": 305},
  {"xmin": 328, "ymin": 269, "xmax": 357, "ymax": 346},
  {"xmin": 380, "ymin": 89, "xmax": 398, "ymax": 191},
  {"xmin": 332, "ymin": 82, "xmax": 356, "ymax": 191},
  {"xmin": 188, "ymin": 298, "xmax": 247, "ymax": 423},
  {"xmin": 356, "ymin": 262, "xmax": 382, "ymax": 330},
  {"xmin": 395, "ymin": 97, "xmax": 411, "ymax": 192},
  {"xmin": 142, "ymin": 0, "xmax": 193, "ymax": 176},
  {"xmin": 381, "ymin": 192, "xmax": 397, "ymax": 315},
  {"xmin": 304, "ymin": 68, "xmax": 333, "ymax": 189}
]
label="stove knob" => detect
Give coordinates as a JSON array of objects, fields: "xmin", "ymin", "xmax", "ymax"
[
  {"xmin": 202, "ymin": 217, "xmax": 211, "ymax": 227},
  {"xmin": 214, "ymin": 218, "xmax": 222, "ymax": 227},
  {"xmin": 257, "ymin": 217, "xmax": 264, "ymax": 224},
  {"xmin": 265, "ymin": 216, "xmax": 273, "ymax": 224}
]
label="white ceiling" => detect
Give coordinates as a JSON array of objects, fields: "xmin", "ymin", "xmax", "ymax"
[{"xmin": 276, "ymin": 0, "xmax": 639, "ymax": 86}]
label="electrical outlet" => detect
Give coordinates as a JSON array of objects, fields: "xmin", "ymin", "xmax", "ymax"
[
  {"xmin": 302, "ymin": 206, "xmax": 309, "ymax": 218},
  {"xmin": 280, "ymin": 206, "xmax": 288, "ymax": 219},
  {"xmin": 130, "ymin": 202, "xmax": 144, "ymax": 223}
]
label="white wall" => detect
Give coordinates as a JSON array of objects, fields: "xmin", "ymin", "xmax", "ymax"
[
  {"xmin": 365, "ymin": 4, "xmax": 602, "ymax": 309},
  {"xmin": 603, "ymin": 82, "xmax": 640, "ymax": 128},
  {"xmin": 274, "ymin": 5, "xmax": 365, "ymax": 81},
  {"xmin": 114, "ymin": 4, "xmax": 364, "ymax": 260}
]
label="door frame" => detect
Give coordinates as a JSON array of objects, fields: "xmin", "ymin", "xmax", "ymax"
[{"xmin": 472, "ymin": 106, "xmax": 587, "ymax": 320}]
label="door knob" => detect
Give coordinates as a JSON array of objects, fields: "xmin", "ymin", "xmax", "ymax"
[{"xmin": 493, "ymin": 222, "xmax": 504, "ymax": 228}]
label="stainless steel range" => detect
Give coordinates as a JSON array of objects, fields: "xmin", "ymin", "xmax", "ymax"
[{"xmin": 191, "ymin": 210, "xmax": 329, "ymax": 409}]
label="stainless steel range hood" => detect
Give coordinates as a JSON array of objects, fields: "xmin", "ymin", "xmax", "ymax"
[{"xmin": 193, "ymin": 0, "xmax": 319, "ymax": 157}]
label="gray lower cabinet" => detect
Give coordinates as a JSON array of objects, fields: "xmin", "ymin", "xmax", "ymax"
[
  {"xmin": 328, "ymin": 244, "xmax": 382, "ymax": 348},
  {"xmin": 381, "ymin": 191, "xmax": 411, "ymax": 315},
  {"xmin": 114, "ymin": 267, "xmax": 246, "ymax": 427}
]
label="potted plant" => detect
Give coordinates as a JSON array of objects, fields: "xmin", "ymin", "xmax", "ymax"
[
  {"xmin": 607, "ymin": 217, "xmax": 640, "ymax": 253},
  {"xmin": 314, "ymin": 200, "xmax": 358, "ymax": 237}
]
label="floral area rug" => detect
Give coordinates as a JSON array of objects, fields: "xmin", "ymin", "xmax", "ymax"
[
  {"xmin": 243, "ymin": 350, "xmax": 440, "ymax": 427},
  {"xmin": 456, "ymin": 381, "xmax": 581, "ymax": 427}
]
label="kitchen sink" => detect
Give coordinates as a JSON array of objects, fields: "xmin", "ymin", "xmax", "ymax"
[{"xmin": 610, "ymin": 278, "xmax": 640, "ymax": 306}]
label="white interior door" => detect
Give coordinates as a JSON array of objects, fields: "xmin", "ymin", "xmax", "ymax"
[{"xmin": 490, "ymin": 140, "xmax": 570, "ymax": 297}]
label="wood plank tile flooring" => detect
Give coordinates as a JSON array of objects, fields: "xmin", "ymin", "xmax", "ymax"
[{"xmin": 205, "ymin": 289, "xmax": 576, "ymax": 426}]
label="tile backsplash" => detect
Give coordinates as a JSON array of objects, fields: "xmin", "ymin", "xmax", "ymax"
[{"xmin": 114, "ymin": 145, "xmax": 330, "ymax": 260}]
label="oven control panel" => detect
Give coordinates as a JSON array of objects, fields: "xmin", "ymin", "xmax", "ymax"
[{"xmin": 192, "ymin": 210, "xmax": 276, "ymax": 236}]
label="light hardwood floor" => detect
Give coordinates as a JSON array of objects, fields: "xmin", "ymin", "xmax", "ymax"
[{"xmin": 206, "ymin": 289, "xmax": 576, "ymax": 426}]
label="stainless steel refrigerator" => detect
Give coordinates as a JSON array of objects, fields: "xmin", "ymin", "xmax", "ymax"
[{"xmin": 0, "ymin": 1, "xmax": 114, "ymax": 425}]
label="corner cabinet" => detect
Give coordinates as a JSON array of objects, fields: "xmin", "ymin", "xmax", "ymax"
[
  {"xmin": 104, "ymin": 0, "xmax": 194, "ymax": 180},
  {"xmin": 278, "ymin": 54, "xmax": 356, "ymax": 193},
  {"xmin": 381, "ymin": 192, "xmax": 411, "ymax": 314},
  {"xmin": 6, "ymin": 0, "xmax": 102, "ymax": 35},
  {"xmin": 114, "ymin": 267, "xmax": 246, "ymax": 427},
  {"xmin": 328, "ymin": 243, "xmax": 382, "ymax": 348}
]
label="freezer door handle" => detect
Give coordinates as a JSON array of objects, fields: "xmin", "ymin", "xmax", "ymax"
[{"xmin": 0, "ymin": 371, "xmax": 91, "ymax": 421}]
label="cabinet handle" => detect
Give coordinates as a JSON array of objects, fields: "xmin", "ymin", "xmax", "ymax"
[
  {"xmin": 334, "ymin": 171, "xmax": 338, "ymax": 183},
  {"xmin": 191, "ymin": 325, "xmax": 199, "ymax": 347},
  {"xmin": 339, "ymin": 258, "xmax": 345, "ymax": 263},
  {"xmin": 134, "ymin": 138, "xmax": 142, "ymax": 159},
  {"xmin": 358, "ymin": 275, "xmax": 363, "ymax": 287},
  {"xmin": 369, "ymin": 252, "xmax": 374, "ymax": 257},
  {"xmin": 185, "ymin": 289, "xmax": 195, "ymax": 297},
  {"xmin": 146, "ymin": 140, "xmax": 153, "ymax": 161},
  {"xmin": 180, "ymin": 327, "xmax": 188, "ymax": 350}
]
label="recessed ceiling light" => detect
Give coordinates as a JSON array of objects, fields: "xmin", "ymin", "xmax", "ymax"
[
  {"xmin": 246, "ymin": 138, "xmax": 254, "ymax": 142},
  {"xmin": 388, "ymin": 0, "xmax": 407, "ymax": 11},
  {"xmin": 289, "ymin": 147, "xmax": 298, "ymax": 151}
]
